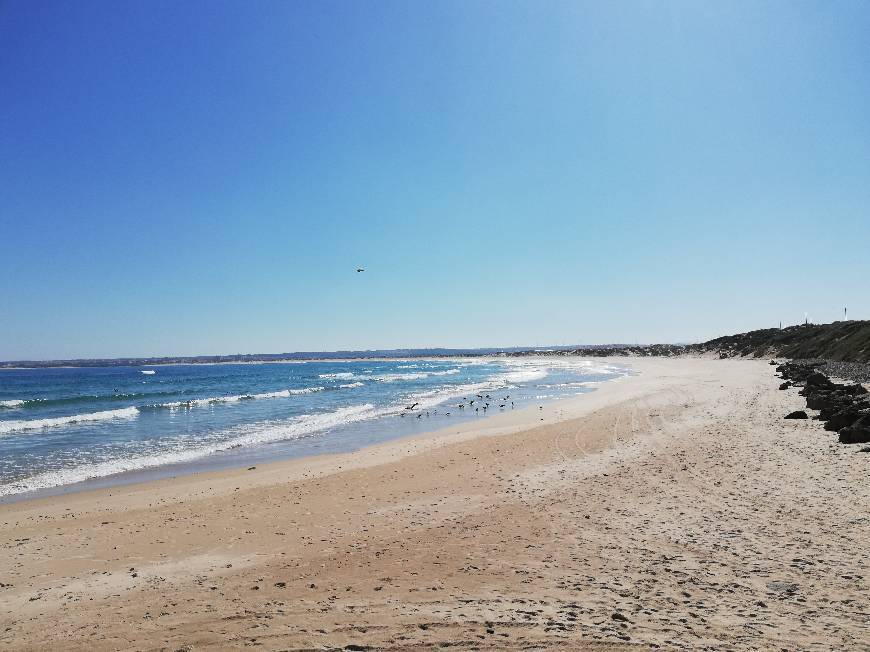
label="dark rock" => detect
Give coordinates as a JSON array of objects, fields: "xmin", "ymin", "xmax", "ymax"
[
  {"xmin": 779, "ymin": 382, "xmax": 791, "ymax": 390},
  {"xmin": 839, "ymin": 415, "xmax": 870, "ymax": 444},
  {"xmin": 805, "ymin": 371, "xmax": 834, "ymax": 388},
  {"xmin": 824, "ymin": 406, "xmax": 869, "ymax": 432},
  {"xmin": 611, "ymin": 612, "xmax": 630, "ymax": 622},
  {"xmin": 807, "ymin": 390, "xmax": 854, "ymax": 413},
  {"xmin": 785, "ymin": 411, "xmax": 808, "ymax": 419},
  {"xmin": 805, "ymin": 393, "xmax": 832, "ymax": 410}
]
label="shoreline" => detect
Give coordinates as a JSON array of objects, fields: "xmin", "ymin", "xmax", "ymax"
[
  {"xmin": 0, "ymin": 356, "xmax": 631, "ymax": 504},
  {"xmin": 1, "ymin": 357, "xmax": 866, "ymax": 650},
  {"xmin": 0, "ymin": 363, "xmax": 635, "ymax": 508}
]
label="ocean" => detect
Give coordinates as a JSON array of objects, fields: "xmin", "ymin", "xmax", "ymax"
[{"xmin": 0, "ymin": 356, "xmax": 630, "ymax": 500}]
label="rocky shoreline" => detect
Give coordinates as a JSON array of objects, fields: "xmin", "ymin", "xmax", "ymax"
[
  {"xmin": 794, "ymin": 359, "xmax": 870, "ymax": 384},
  {"xmin": 775, "ymin": 360, "xmax": 870, "ymax": 446}
]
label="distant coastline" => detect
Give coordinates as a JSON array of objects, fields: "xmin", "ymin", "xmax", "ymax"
[
  {"xmin": 4, "ymin": 320, "xmax": 868, "ymax": 369},
  {"xmin": 0, "ymin": 345, "xmax": 633, "ymax": 370}
]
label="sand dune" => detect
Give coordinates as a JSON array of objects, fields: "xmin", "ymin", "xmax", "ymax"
[{"xmin": 0, "ymin": 358, "xmax": 867, "ymax": 650}]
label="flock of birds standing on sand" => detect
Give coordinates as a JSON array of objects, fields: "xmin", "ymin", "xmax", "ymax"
[{"xmin": 399, "ymin": 393, "xmax": 515, "ymax": 419}]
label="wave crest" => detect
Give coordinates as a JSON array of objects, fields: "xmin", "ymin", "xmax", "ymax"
[
  {"xmin": 158, "ymin": 387, "xmax": 325, "ymax": 409},
  {"xmin": 0, "ymin": 407, "xmax": 140, "ymax": 435},
  {"xmin": 0, "ymin": 403, "xmax": 388, "ymax": 496}
]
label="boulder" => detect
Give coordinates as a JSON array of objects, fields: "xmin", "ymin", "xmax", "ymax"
[
  {"xmin": 806, "ymin": 393, "xmax": 833, "ymax": 411},
  {"xmin": 839, "ymin": 415, "xmax": 870, "ymax": 444},
  {"xmin": 779, "ymin": 382, "xmax": 791, "ymax": 390},
  {"xmin": 785, "ymin": 411, "xmax": 808, "ymax": 419},
  {"xmin": 807, "ymin": 391, "xmax": 854, "ymax": 413},
  {"xmin": 824, "ymin": 406, "xmax": 869, "ymax": 432},
  {"xmin": 805, "ymin": 371, "xmax": 834, "ymax": 389}
]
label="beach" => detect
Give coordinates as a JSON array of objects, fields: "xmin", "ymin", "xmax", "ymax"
[{"xmin": 1, "ymin": 357, "xmax": 867, "ymax": 650}]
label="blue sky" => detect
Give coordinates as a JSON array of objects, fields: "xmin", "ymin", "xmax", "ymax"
[{"xmin": 2, "ymin": 1, "xmax": 869, "ymax": 359}]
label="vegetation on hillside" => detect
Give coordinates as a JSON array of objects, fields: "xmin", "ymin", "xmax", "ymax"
[{"xmin": 691, "ymin": 321, "xmax": 870, "ymax": 362}]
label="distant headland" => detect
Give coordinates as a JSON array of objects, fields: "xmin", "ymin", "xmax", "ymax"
[{"xmin": 3, "ymin": 320, "xmax": 868, "ymax": 369}]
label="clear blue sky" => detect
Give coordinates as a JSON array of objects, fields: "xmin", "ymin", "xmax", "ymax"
[{"xmin": 2, "ymin": 1, "xmax": 868, "ymax": 359}]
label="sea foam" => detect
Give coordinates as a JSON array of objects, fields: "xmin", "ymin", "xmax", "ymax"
[
  {"xmin": 0, "ymin": 403, "xmax": 388, "ymax": 496},
  {"xmin": 158, "ymin": 387, "xmax": 325, "ymax": 409},
  {"xmin": 0, "ymin": 407, "xmax": 140, "ymax": 435}
]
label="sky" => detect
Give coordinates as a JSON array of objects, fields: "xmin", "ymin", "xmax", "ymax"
[{"xmin": 1, "ymin": 1, "xmax": 869, "ymax": 360}]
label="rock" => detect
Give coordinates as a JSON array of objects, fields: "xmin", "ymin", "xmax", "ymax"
[
  {"xmin": 824, "ymin": 406, "xmax": 869, "ymax": 432},
  {"xmin": 819, "ymin": 401, "xmax": 859, "ymax": 421},
  {"xmin": 805, "ymin": 393, "xmax": 832, "ymax": 410},
  {"xmin": 784, "ymin": 411, "xmax": 808, "ymax": 419},
  {"xmin": 807, "ymin": 390, "xmax": 856, "ymax": 413},
  {"xmin": 805, "ymin": 371, "xmax": 834, "ymax": 389},
  {"xmin": 779, "ymin": 382, "xmax": 791, "ymax": 390},
  {"xmin": 767, "ymin": 580, "xmax": 799, "ymax": 596},
  {"xmin": 839, "ymin": 415, "xmax": 870, "ymax": 444},
  {"xmin": 611, "ymin": 612, "xmax": 630, "ymax": 622}
]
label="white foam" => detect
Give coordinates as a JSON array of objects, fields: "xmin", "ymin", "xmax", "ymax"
[
  {"xmin": 371, "ymin": 372, "xmax": 429, "ymax": 382},
  {"xmin": 537, "ymin": 381, "xmax": 599, "ymax": 389},
  {"xmin": 430, "ymin": 368, "xmax": 461, "ymax": 376},
  {"xmin": 0, "ymin": 403, "xmax": 391, "ymax": 497},
  {"xmin": 398, "ymin": 379, "xmax": 512, "ymax": 412},
  {"xmin": 404, "ymin": 382, "xmax": 500, "ymax": 410},
  {"xmin": 320, "ymin": 369, "xmax": 459, "ymax": 383},
  {"xmin": 140, "ymin": 370, "xmax": 156, "ymax": 375},
  {"xmin": 0, "ymin": 407, "xmax": 139, "ymax": 435},
  {"xmin": 338, "ymin": 382, "xmax": 365, "ymax": 389},
  {"xmin": 500, "ymin": 368, "xmax": 548, "ymax": 383},
  {"xmin": 159, "ymin": 387, "xmax": 325, "ymax": 408},
  {"xmin": 0, "ymin": 400, "xmax": 25, "ymax": 409}
]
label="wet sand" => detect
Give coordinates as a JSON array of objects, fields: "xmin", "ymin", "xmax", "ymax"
[{"xmin": 1, "ymin": 358, "xmax": 867, "ymax": 650}]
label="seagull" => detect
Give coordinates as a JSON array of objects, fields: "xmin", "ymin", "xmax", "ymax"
[{"xmin": 356, "ymin": 268, "xmax": 365, "ymax": 273}]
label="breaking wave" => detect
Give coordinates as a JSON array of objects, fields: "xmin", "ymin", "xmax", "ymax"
[
  {"xmin": 0, "ymin": 403, "xmax": 389, "ymax": 497},
  {"xmin": 0, "ymin": 407, "xmax": 140, "ymax": 435},
  {"xmin": 157, "ymin": 387, "xmax": 325, "ymax": 409}
]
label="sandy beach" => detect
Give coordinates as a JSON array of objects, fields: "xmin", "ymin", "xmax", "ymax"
[{"xmin": 1, "ymin": 357, "xmax": 867, "ymax": 650}]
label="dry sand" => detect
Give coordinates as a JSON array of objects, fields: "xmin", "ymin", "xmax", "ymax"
[{"xmin": 0, "ymin": 358, "xmax": 867, "ymax": 650}]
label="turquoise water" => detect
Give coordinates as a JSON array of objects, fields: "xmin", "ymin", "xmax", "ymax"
[{"xmin": 0, "ymin": 357, "xmax": 629, "ymax": 499}]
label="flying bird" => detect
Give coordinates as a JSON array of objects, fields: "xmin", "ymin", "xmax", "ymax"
[{"xmin": 356, "ymin": 268, "xmax": 365, "ymax": 273}]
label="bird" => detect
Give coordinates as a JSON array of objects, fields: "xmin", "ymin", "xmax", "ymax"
[{"xmin": 356, "ymin": 268, "xmax": 365, "ymax": 273}]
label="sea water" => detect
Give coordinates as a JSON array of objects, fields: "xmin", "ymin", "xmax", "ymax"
[{"xmin": 0, "ymin": 356, "xmax": 630, "ymax": 500}]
